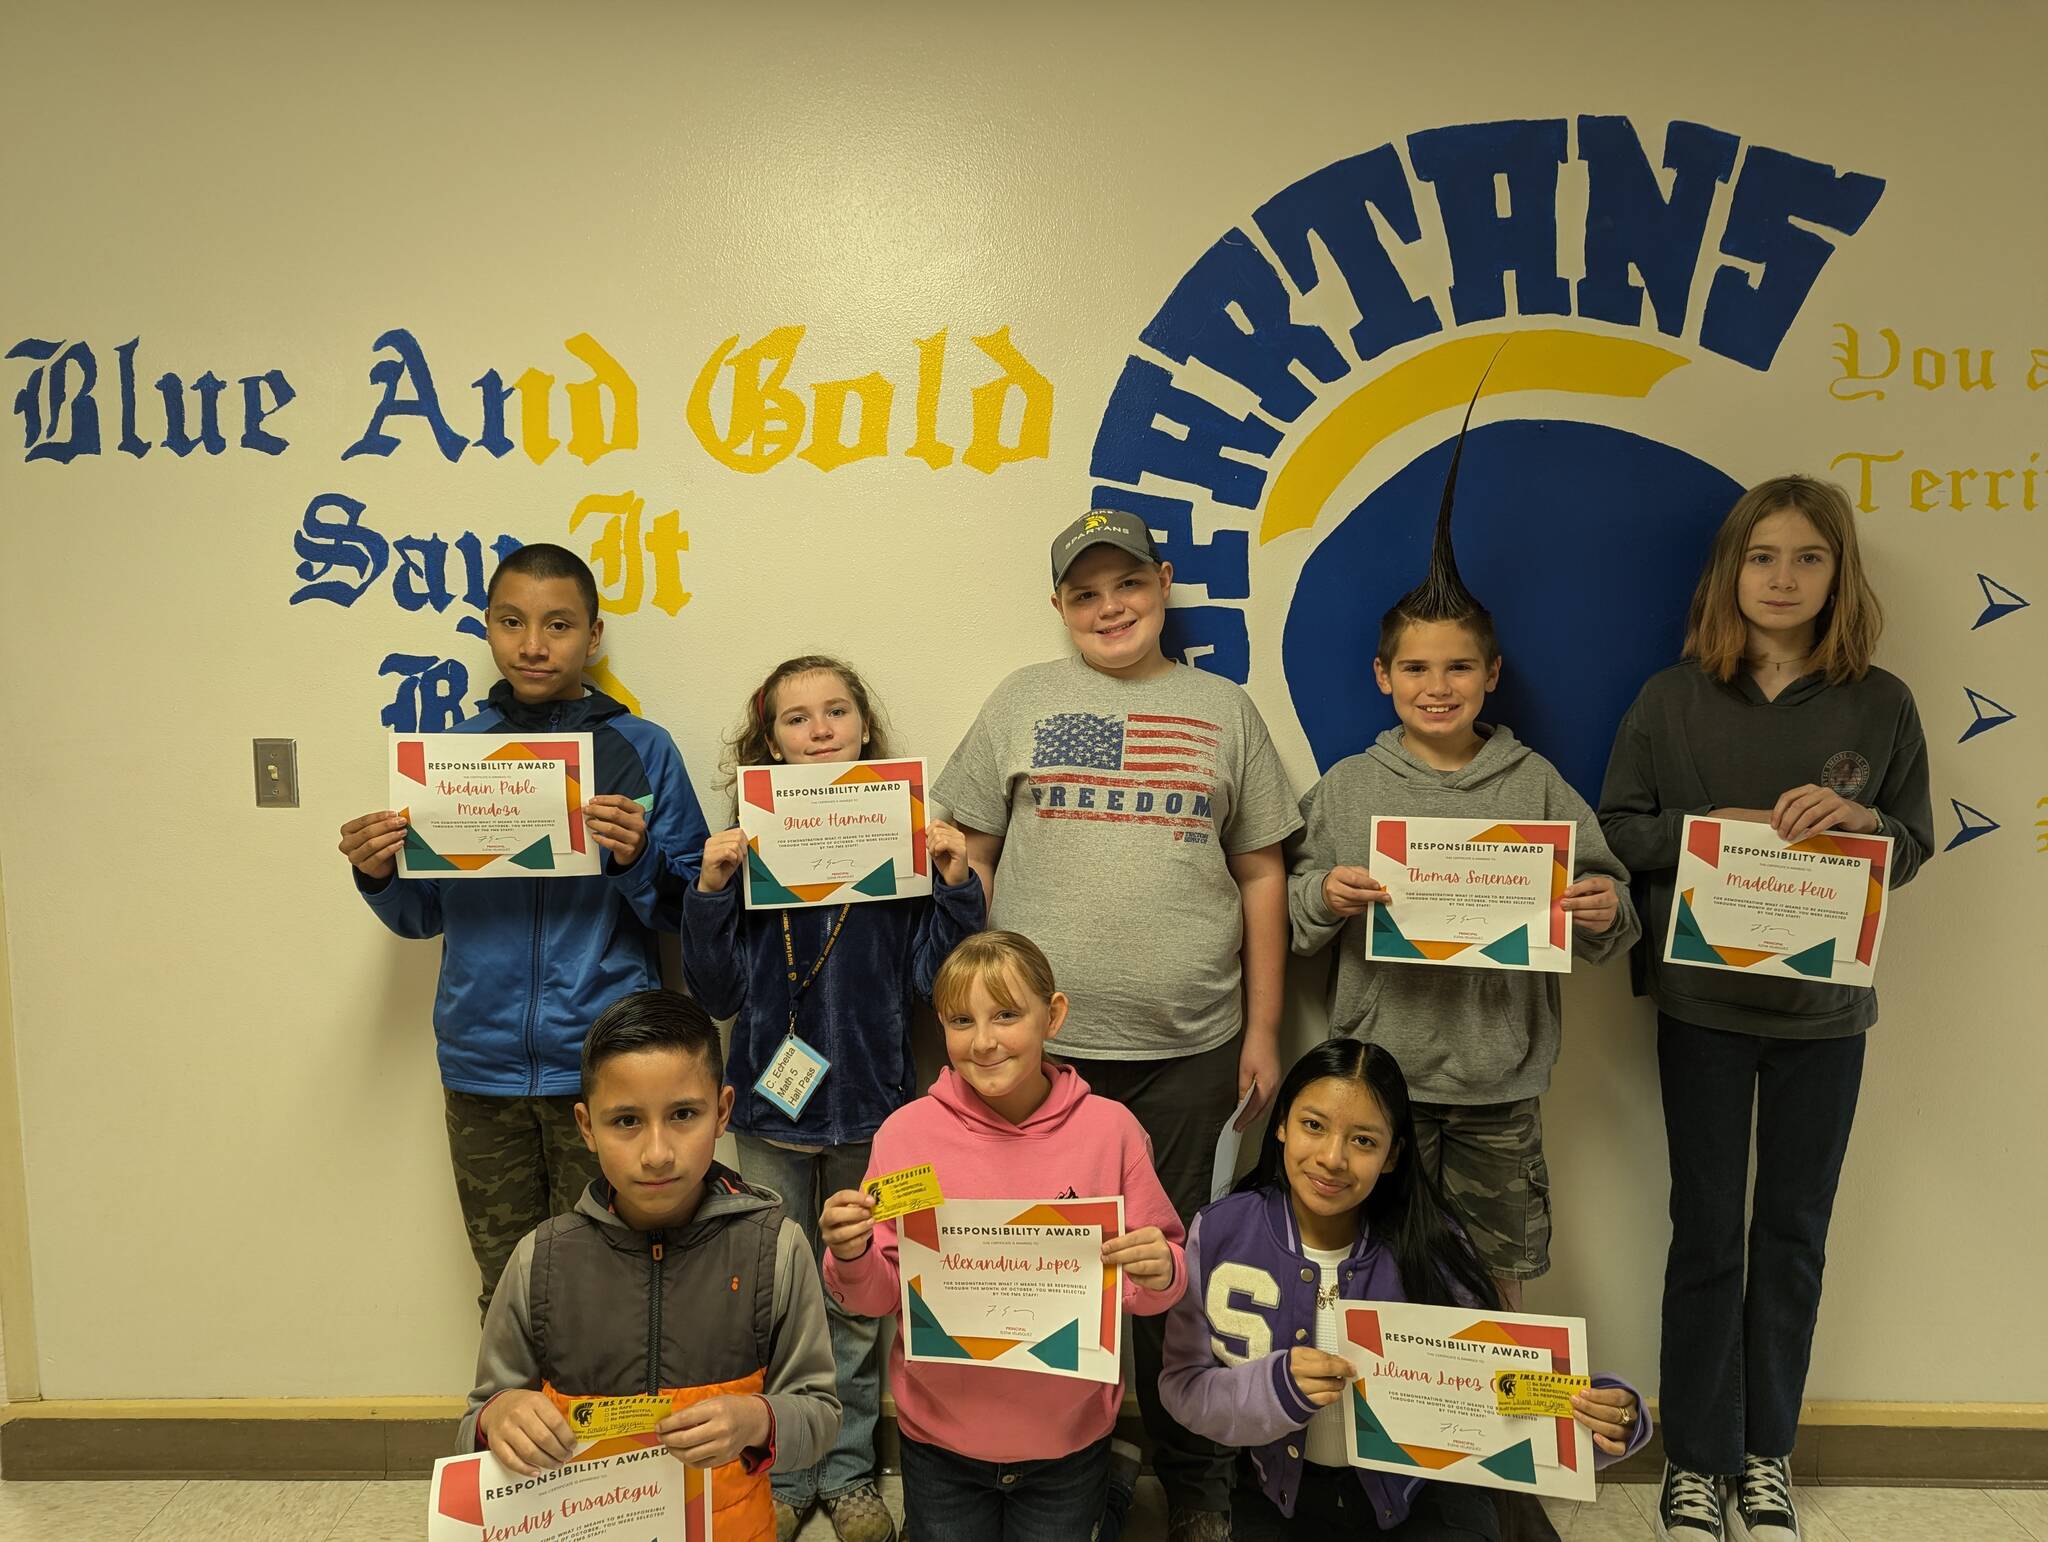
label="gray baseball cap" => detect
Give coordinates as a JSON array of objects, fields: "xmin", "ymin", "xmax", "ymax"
[{"xmin": 1050, "ymin": 508, "xmax": 1161, "ymax": 586}]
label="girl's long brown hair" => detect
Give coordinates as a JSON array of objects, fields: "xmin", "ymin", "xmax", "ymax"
[
  {"xmin": 1683, "ymin": 475, "xmax": 1883, "ymax": 684},
  {"xmin": 718, "ymin": 655, "xmax": 894, "ymax": 816}
]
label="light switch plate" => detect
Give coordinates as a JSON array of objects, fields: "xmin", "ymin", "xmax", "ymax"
[{"xmin": 254, "ymin": 738, "xmax": 299, "ymax": 807}]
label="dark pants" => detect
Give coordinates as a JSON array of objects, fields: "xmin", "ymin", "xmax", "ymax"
[
  {"xmin": 1071, "ymin": 1034, "xmax": 1241, "ymax": 1515},
  {"xmin": 442, "ymin": 1090, "xmax": 601, "ymax": 1321},
  {"xmin": 900, "ymin": 1432, "xmax": 1111, "ymax": 1542},
  {"xmin": 1656, "ymin": 1015, "xmax": 1866, "ymax": 1475},
  {"xmin": 1231, "ymin": 1465, "xmax": 1500, "ymax": 1539}
]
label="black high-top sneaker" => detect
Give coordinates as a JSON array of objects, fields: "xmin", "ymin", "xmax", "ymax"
[
  {"xmin": 1657, "ymin": 1462, "xmax": 1725, "ymax": 1541},
  {"xmin": 1727, "ymin": 1454, "xmax": 1800, "ymax": 1541}
]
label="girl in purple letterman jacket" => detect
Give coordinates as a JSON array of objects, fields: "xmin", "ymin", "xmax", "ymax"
[{"xmin": 1160, "ymin": 1039, "xmax": 1649, "ymax": 1538}]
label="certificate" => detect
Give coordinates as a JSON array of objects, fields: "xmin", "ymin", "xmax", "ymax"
[
  {"xmin": 1366, "ymin": 816, "xmax": 1576, "ymax": 972},
  {"xmin": 1665, "ymin": 816, "xmax": 1892, "ymax": 987},
  {"xmin": 427, "ymin": 1437, "xmax": 710, "ymax": 1541},
  {"xmin": 1341, "ymin": 1301, "xmax": 1595, "ymax": 1503},
  {"xmin": 738, "ymin": 757, "xmax": 931, "ymax": 910},
  {"xmin": 898, "ymin": 1197, "xmax": 1123, "ymax": 1383},
  {"xmin": 390, "ymin": 733, "xmax": 600, "ymax": 879}
]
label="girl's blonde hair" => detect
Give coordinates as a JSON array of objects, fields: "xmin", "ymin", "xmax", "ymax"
[
  {"xmin": 931, "ymin": 931, "xmax": 1058, "ymax": 1022},
  {"xmin": 718, "ymin": 655, "xmax": 894, "ymax": 815},
  {"xmin": 1683, "ymin": 474, "xmax": 1883, "ymax": 684}
]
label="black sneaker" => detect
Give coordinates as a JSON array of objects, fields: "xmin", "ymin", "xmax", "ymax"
[
  {"xmin": 1727, "ymin": 1454, "xmax": 1800, "ymax": 1541},
  {"xmin": 1657, "ymin": 1462, "xmax": 1725, "ymax": 1541}
]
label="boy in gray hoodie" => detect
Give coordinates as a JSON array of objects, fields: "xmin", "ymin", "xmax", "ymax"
[{"xmin": 1284, "ymin": 413, "xmax": 1638, "ymax": 1306}]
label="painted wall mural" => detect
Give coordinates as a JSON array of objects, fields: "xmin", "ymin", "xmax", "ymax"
[
  {"xmin": 1084, "ymin": 115, "xmax": 2033, "ymax": 850},
  {"xmin": 5, "ymin": 118, "xmax": 2034, "ymax": 846},
  {"xmin": 7, "ymin": 325, "xmax": 1054, "ymax": 726}
]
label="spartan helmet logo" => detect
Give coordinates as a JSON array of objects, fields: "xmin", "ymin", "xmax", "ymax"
[
  {"xmin": 1082, "ymin": 513, "xmax": 1110, "ymax": 533},
  {"xmin": 572, "ymin": 1402, "xmax": 594, "ymax": 1427},
  {"xmin": 1497, "ymin": 1372, "xmax": 1519, "ymax": 1398}
]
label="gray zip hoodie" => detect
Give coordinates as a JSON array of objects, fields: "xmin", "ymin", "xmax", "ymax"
[{"xmin": 1286, "ymin": 725, "xmax": 1638, "ymax": 1104}]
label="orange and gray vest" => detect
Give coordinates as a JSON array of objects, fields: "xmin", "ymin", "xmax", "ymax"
[{"xmin": 527, "ymin": 1173, "xmax": 782, "ymax": 1542}]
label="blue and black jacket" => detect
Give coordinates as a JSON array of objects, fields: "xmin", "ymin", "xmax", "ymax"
[
  {"xmin": 680, "ymin": 871, "xmax": 985, "ymax": 1145},
  {"xmin": 358, "ymin": 681, "xmax": 708, "ymax": 1096}
]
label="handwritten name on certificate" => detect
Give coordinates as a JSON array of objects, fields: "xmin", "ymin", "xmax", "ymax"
[
  {"xmin": 391, "ymin": 733, "xmax": 599, "ymax": 879},
  {"xmin": 737, "ymin": 758, "xmax": 931, "ymax": 910},
  {"xmin": 897, "ymin": 1197, "xmax": 1123, "ymax": 1384},
  {"xmin": 1665, "ymin": 816, "xmax": 1893, "ymax": 988},
  {"xmin": 427, "ymin": 1439, "xmax": 710, "ymax": 1542},
  {"xmin": 1366, "ymin": 816, "xmax": 1576, "ymax": 973},
  {"xmin": 1341, "ymin": 1301, "xmax": 1596, "ymax": 1503}
]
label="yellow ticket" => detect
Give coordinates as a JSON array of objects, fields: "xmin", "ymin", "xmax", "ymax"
[
  {"xmin": 563, "ymin": 1394, "xmax": 671, "ymax": 1440},
  {"xmin": 865, "ymin": 1163, "xmax": 945, "ymax": 1223},
  {"xmin": 1492, "ymin": 1370, "xmax": 1590, "ymax": 1418}
]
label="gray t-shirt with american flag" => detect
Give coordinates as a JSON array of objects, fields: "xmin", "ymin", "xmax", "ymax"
[{"xmin": 934, "ymin": 655, "xmax": 1302, "ymax": 1060}]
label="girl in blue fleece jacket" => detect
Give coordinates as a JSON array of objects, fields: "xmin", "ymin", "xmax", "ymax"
[
  {"xmin": 1161, "ymin": 1038, "xmax": 1648, "ymax": 1538},
  {"xmin": 680, "ymin": 653, "xmax": 983, "ymax": 1542}
]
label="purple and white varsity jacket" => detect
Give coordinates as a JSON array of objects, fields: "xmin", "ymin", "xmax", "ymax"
[{"xmin": 1159, "ymin": 1186, "xmax": 1651, "ymax": 1526}]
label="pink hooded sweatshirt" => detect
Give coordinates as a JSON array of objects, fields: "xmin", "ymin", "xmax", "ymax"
[{"xmin": 822, "ymin": 1061, "xmax": 1187, "ymax": 1463}]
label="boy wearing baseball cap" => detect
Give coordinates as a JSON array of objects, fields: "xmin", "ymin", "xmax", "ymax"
[{"xmin": 933, "ymin": 510, "xmax": 1301, "ymax": 1541}]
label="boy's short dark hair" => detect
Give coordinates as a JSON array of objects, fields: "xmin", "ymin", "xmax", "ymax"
[
  {"xmin": 487, "ymin": 542, "xmax": 601, "ymax": 624},
  {"xmin": 580, "ymin": 990, "xmax": 721, "ymax": 1094}
]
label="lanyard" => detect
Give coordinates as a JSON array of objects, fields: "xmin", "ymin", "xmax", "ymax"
[{"xmin": 780, "ymin": 904, "xmax": 852, "ymax": 1038}]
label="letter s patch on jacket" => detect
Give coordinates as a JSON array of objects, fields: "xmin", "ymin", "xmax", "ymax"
[{"xmin": 1206, "ymin": 1263, "xmax": 1280, "ymax": 1365}]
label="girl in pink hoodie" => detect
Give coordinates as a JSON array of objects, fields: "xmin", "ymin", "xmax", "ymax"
[{"xmin": 821, "ymin": 931, "xmax": 1187, "ymax": 1540}]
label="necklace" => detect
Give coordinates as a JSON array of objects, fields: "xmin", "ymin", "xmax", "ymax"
[{"xmin": 1316, "ymin": 1279, "xmax": 1339, "ymax": 1311}]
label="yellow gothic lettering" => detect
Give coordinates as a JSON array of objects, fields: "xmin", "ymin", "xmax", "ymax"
[
  {"xmin": 964, "ymin": 325, "xmax": 1053, "ymax": 474},
  {"xmin": 563, "ymin": 332, "xmax": 640, "ymax": 465},
  {"xmin": 801, "ymin": 371, "xmax": 894, "ymax": 471},
  {"xmin": 687, "ymin": 327, "xmax": 808, "ymax": 472}
]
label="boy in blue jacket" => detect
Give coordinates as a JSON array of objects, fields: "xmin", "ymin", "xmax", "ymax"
[{"xmin": 339, "ymin": 543, "xmax": 707, "ymax": 1316}]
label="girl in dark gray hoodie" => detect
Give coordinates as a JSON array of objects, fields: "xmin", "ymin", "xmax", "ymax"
[{"xmin": 1599, "ymin": 474, "xmax": 1932, "ymax": 1542}]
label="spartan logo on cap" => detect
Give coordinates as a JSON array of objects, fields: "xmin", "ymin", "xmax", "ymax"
[
  {"xmin": 1050, "ymin": 507, "xmax": 1160, "ymax": 584},
  {"xmin": 1821, "ymin": 750, "xmax": 1871, "ymax": 798}
]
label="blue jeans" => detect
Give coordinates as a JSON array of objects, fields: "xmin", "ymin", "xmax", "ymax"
[
  {"xmin": 900, "ymin": 1432, "xmax": 1111, "ymax": 1542},
  {"xmin": 735, "ymin": 1135, "xmax": 884, "ymax": 1507},
  {"xmin": 1656, "ymin": 1016, "xmax": 1865, "ymax": 1475}
]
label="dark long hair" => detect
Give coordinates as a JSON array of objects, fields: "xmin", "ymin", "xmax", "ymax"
[{"xmin": 1237, "ymin": 1038, "xmax": 1499, "ymax": 1310}]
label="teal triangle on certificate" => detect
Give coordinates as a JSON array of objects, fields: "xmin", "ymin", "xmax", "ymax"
[
  {"xmin": 403, "ymin": 827, "xmax": 458, "ymax": 871},
  {"xmin": 852, "ymin": 859, "xmax": 898, "ymax": 898},
  {"xmin": 509, "ymin": 835, "xmax": 556, "ymax": 871},
  {"xmin": 632, "ymin": 793, "xmax": 654, "ymax": 811},
  {"xmin": 1782, "ymin": 937, "xmax": 1836, "ymax": 978},
  {"xmin": 1370, "ymin": 905, "xmax": 1425, "ymax": 960},
  {"xmin": 1669, "ymin": 893, "xmax": 1723, "ymax": 964},
  {"xmin": 746, "ymin": 848, "xmax": 806, "ymax": 907},
  {"xmin": 1028, "ymin": 1318, "xmax": 1080, "ymax": 1371},
  {"xmin": 1480, "ymin": 926, "xmax": 1530, "ymax": 967},
  {"xmin": 905, "ymin": 1285, "xmax": 972, "ymax": 1360},
  {"xmin": 1350, "ymin": 1386, "xmax": 1417, "ymax": 1466},
  {"xmin": 1480, "ymin": 1439, "xmax": 1537, "ymax": 1486}
]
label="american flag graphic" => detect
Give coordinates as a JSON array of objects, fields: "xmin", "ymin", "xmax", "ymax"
[{"xmin": 1027, "ymin": 712, "xmax": 1220, "ymax": 835}]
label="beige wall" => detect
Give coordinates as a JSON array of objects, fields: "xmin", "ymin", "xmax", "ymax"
[{"xmin": 1, "ymin": 0, "xmax": 2042, "ymax": 1403}]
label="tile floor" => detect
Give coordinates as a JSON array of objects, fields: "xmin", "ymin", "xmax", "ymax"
[{"xmin": 0, "ymin": 1472, "xmax": 2044, "ymax": 1540}]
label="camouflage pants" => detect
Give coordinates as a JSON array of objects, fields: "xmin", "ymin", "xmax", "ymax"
[
  {"xmin": 1409, "ymin": 1096, "xmax": 1552, "ymax": 1281},
  {"xmin": 443, "ymin": 1090, "xmax": 603, "ymax": 1321}
]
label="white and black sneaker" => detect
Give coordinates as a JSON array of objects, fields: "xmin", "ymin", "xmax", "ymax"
[
  {"xmin": 1727, "ymin": 1454, "xmax": 1800, "ymax": 1541},
  {"xmin": 1657, "ymin": 1462, "xmax": 1725, "ymax": 1540}
]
